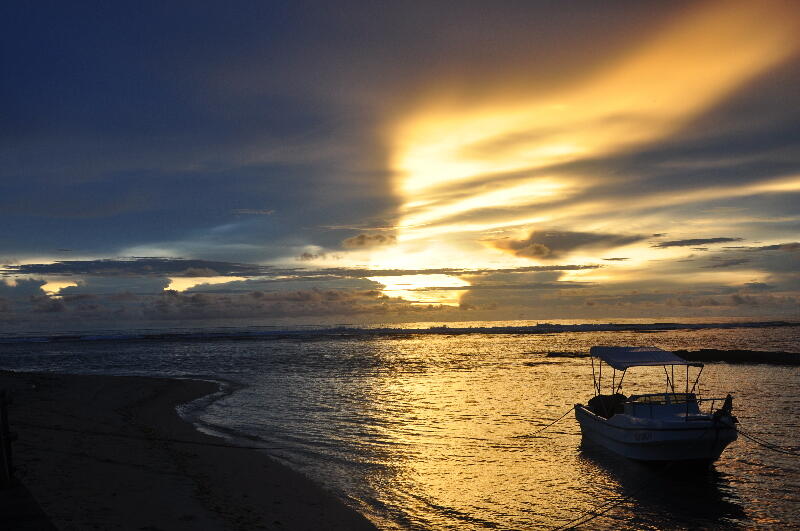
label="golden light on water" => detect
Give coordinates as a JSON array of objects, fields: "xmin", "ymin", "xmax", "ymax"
[{"xmin": 364, "ymin": 0, "xmax": 800, "ymax": 303}]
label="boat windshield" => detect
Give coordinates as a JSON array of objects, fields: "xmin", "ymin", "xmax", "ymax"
[{"xmin": 628, "ymin": 393, "xmax": 697, "ymax": 405}]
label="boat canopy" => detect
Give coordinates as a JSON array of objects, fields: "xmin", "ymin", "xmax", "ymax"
[{"xmin": 590, "ymin": 346, "xmax": 702, "ymax": 370}]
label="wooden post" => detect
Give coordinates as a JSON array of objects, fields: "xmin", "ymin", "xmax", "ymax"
[{"xmin": 0, "ymin": 390, "xmax": 15, "ymax": 488}]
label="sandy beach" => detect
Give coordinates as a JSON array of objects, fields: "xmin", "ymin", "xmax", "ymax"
[{"xmin": 0, "ymin": 370, "xmax": 377, "ymax": 531}]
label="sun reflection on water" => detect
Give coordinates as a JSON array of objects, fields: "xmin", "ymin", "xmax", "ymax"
[{"xmin": 347, "ymin": 332, "xmax": 775, "ymax": 530}]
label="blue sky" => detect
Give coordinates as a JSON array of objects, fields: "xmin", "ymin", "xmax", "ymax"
[{"xmin": 2, "ymin": 0, "xmax": 799, "ymax": 328}]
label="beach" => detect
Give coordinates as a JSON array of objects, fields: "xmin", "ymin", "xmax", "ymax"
[{"xmin": 0, "ymin": 370, "xmax": 377, "ymax": 531}]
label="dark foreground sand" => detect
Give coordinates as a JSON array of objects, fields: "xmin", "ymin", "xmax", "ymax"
[{"xmin": 0, "ymin": 371, "xmax": 377, "ymax": 531}]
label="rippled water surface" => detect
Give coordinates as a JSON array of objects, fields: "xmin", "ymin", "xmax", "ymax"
[{"xmin": 1, "ymin": 323, "xmax": 798, "ymax": 529}]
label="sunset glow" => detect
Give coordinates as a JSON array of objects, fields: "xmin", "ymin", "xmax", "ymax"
[
  {"xmin": 363, "ymin": 0, "xmax": 800, "ymax": 301},
  {"xmin": 2, "ymin": 0, "xmax": 799, "ymax": 322}
]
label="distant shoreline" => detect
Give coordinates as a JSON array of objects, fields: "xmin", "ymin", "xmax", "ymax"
[
  {"xmin": 0, "ymin": 371, "xmax": 377, "ymax": 531},
  {"xmin": 547, "ymin": 349, "xmax": 800, "ymax": 365},
  {"xmin": 1, "ymin": 319, "xmax": 797, "ymax": 345}
]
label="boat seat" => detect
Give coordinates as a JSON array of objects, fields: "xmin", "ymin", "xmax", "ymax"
[{"xmin": 587, "ymin": 393, "xmax": 628, "ymax": 419}]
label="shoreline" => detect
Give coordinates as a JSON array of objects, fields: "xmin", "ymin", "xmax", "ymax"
[
  {"xmin": 0, "ymin": 320, "xmax": 796, "ymax": 346},
  {"xmin": 0, "ymin": 370, "xmax": 377, "ymax": 531},
  {"xmin": 546, "ymin": 349, "xmax": 800, "ymax": 365}
]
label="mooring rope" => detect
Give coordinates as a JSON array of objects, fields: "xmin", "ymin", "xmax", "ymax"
[
  {"xmin": 737, "ymin": 425, "xmax": 800, "ymax": 457},
  {"xmin": 552, "ymin": 421, "xmax": 720, "ymax": 530},
  {"xmin": 551, "ymin": 481, "xmax": 644, "ymax": 530},
  {"xmin": 18, "ymin": 408, "xmax": 797, "ymax": 530},
  {"xmin": 554, "ymin": 419, "xmax": 800, "ymax": 530},
  {"xmin": 526, "ymin": 405, "xmax": 575, "ymax": 438}
]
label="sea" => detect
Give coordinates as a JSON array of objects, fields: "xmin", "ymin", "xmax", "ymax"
[{"xmin": 1, "ymin": 319, "xmax": 799, "ymax": 530}]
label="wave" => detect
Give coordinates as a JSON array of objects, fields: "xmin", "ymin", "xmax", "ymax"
[{"xmin": 0, "ymin": 320, "xmax": 797, "ymax": 345}]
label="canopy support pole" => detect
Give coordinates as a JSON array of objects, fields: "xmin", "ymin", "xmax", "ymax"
[
  {"xmin": 598, "ymin": 361, "xmax": 602, "ymax": 395},
  {"xmin": 685, "ymin": 365, "xmax": 689, "ymax": 395},
  {"xmin": 690, "ymin": 365, "xmax": 704, "ymax": 394},
  {"xmin": 671, "ymin": 365, "xmax": 675, "ymax": 393},
  {"xmin": 615, "ymin": 370, "xmax": 626, "ymax": 394},
  {"xmin": 663, "ymin": 365, "xmax": 671, "ymax": 394}
]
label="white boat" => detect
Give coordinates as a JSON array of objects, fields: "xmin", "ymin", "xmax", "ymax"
[{"xmin": 575, "ymin": 346, "xmax": 737, "ymax": 465}]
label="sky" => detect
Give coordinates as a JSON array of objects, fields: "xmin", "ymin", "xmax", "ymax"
[{"xmin": 2, "ymin": 0, "xmax": 800, "ymax": 329}]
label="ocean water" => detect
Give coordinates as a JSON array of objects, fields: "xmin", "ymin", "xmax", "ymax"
[{"xmin": 1, "ymin": 320, "xmax": 798, "ymax": 529}]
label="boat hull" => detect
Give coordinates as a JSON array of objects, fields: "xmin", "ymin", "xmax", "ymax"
[{"xmin": 575, "ymin": 404, "xmax": 737, "ymax": 463}]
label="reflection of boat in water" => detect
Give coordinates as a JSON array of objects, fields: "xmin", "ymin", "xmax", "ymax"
[
  {"xmin": 575, "ymin": 346, "xmax": 737, "ymax": 465},
  {"xmin": 576, "ymin": 444, "xmax": 747, "ymax": 528}
]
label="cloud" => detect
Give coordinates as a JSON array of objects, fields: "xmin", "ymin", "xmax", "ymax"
[
  {"xmin": 666, "ymin": 293, "xmax": 798, "ymax": 309},
  {"xmin": 232, "ymin": 209, "xmax": 275, "ymax": 215},
  {"xmin": 756, "ymin": 242, "xmax": 800, "ymax": 251},
  {"xmin": 0, "ymin": 278, "xmax": 47, "ymax": 299},
  {"xmin": 341, "ymin": 233, "xmax": 397, "ymax": 249},
  {"xmin": 0, "ymin": 287, "xmax": 450, "ymax": 325},
  {"xmin": 492, "ymin": 230, "xmax": 645, "ymax": 259},
  {"xmin": 652, "ymin": 237, "xmax": 743, "ymax": 248},
  {"xmin": 3, "ymin": 0, "xmax": 799, "ymax": 323},
  {"xmin": 59, "ymin": 276, "xmax": 171, "ymax": 295},
  {"xmin": 180, "ymin": 267, "xmax": 220, "ymax": 277},
  {"xmin": 743, "ymin": 282, "xmax": 774, "ymax": 292},
  {"xmin": 702, "ymin": 258, "xmax": 751, "ymax": 269},
  {"xmin": 1, "ymin": 257, "xmax": 598, "ymax": 282},
  {"xmin": 1, "ymin": 258, "xmax": 272, "ymax": 278},
  {"xmin": 297, "ymin": 252, "xmax": 326, "ymax": 261},
  {"xmin": 31, "ymin": 296, "xmax": 66, "ymax": 313}
]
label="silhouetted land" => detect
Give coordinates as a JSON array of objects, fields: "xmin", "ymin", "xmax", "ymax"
[{"xmin": 546, "ymin": 349, "xmax": 800, "ymax": 365}]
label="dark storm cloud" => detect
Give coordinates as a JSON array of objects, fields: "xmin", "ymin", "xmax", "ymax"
[
  {"xmin": 756, "ymin": 242, "xmax": 800, "ymax": 251},
  {"xmin": 743, "ymin": 282, "xmax": 774, "ymax": 292},
  {"xmin": 0, "ymin": 288, "xmax": 449, "ymax": 325},
  {"xmin": 653, "ymin": 237, "xmax": 744, "ymax": 248},
  {"xmin": 184, "ymin": 277, "xmax": 381, "ymax": 294},
  {"xmin": 0, "ymin": 279, "xmax": 46, "ymax": 299},
  {"xmin": 137, "ymin": 289, "xmax": 417, "ymax": 320},
  {"xmin": 341, "ymin": 233, "xmax": 397, "ymax": 249},
  {"xmin": 702, "ymin": 258, "xmax": 751, "ymax": 269},
  {"xmin": 685, "ymin": 241, "xmax": 800, "ymax": 276},
  {"xmin": 665, "ymin": 293, "xmax": 798, "ymax": 309},
  {"xmin": 297, "ymin": 252, "xmax": 328, "ymax": 262},
  {"xmin": 0, "ymin": 258, "xmax": 272, "ymax": 278},
  {"xmin": 1, "ymin": 258, "xmax": 599, "ymax": 283},
  {"xmin": 59, "ymin": 277, "xmax": 171, "ymax": 295},
  {"xmin": 493, "ymin": 230, "xmax": 645, "ymax": 259}
]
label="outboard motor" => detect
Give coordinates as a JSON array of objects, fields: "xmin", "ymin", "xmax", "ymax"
[{"xmin": 714, "ymin": 393, "xmax": 737, "ymax": 424}]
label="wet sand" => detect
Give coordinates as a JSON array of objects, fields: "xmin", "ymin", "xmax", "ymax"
[{"xmin": 0, "ymin": 371, "xmax": 377, "ymax": 531}]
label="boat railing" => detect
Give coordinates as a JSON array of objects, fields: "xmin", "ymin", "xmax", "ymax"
[
  {"xmin": 695, "ymin": 396, "xmax": 733, "ymax": 415},
  {"xmin": 624, "ymin": 393, "xmax": 732, "ymax": 419},
  {"xmin": 627, "ymin": 392, "xmax": 697, "ymax": 405}
]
